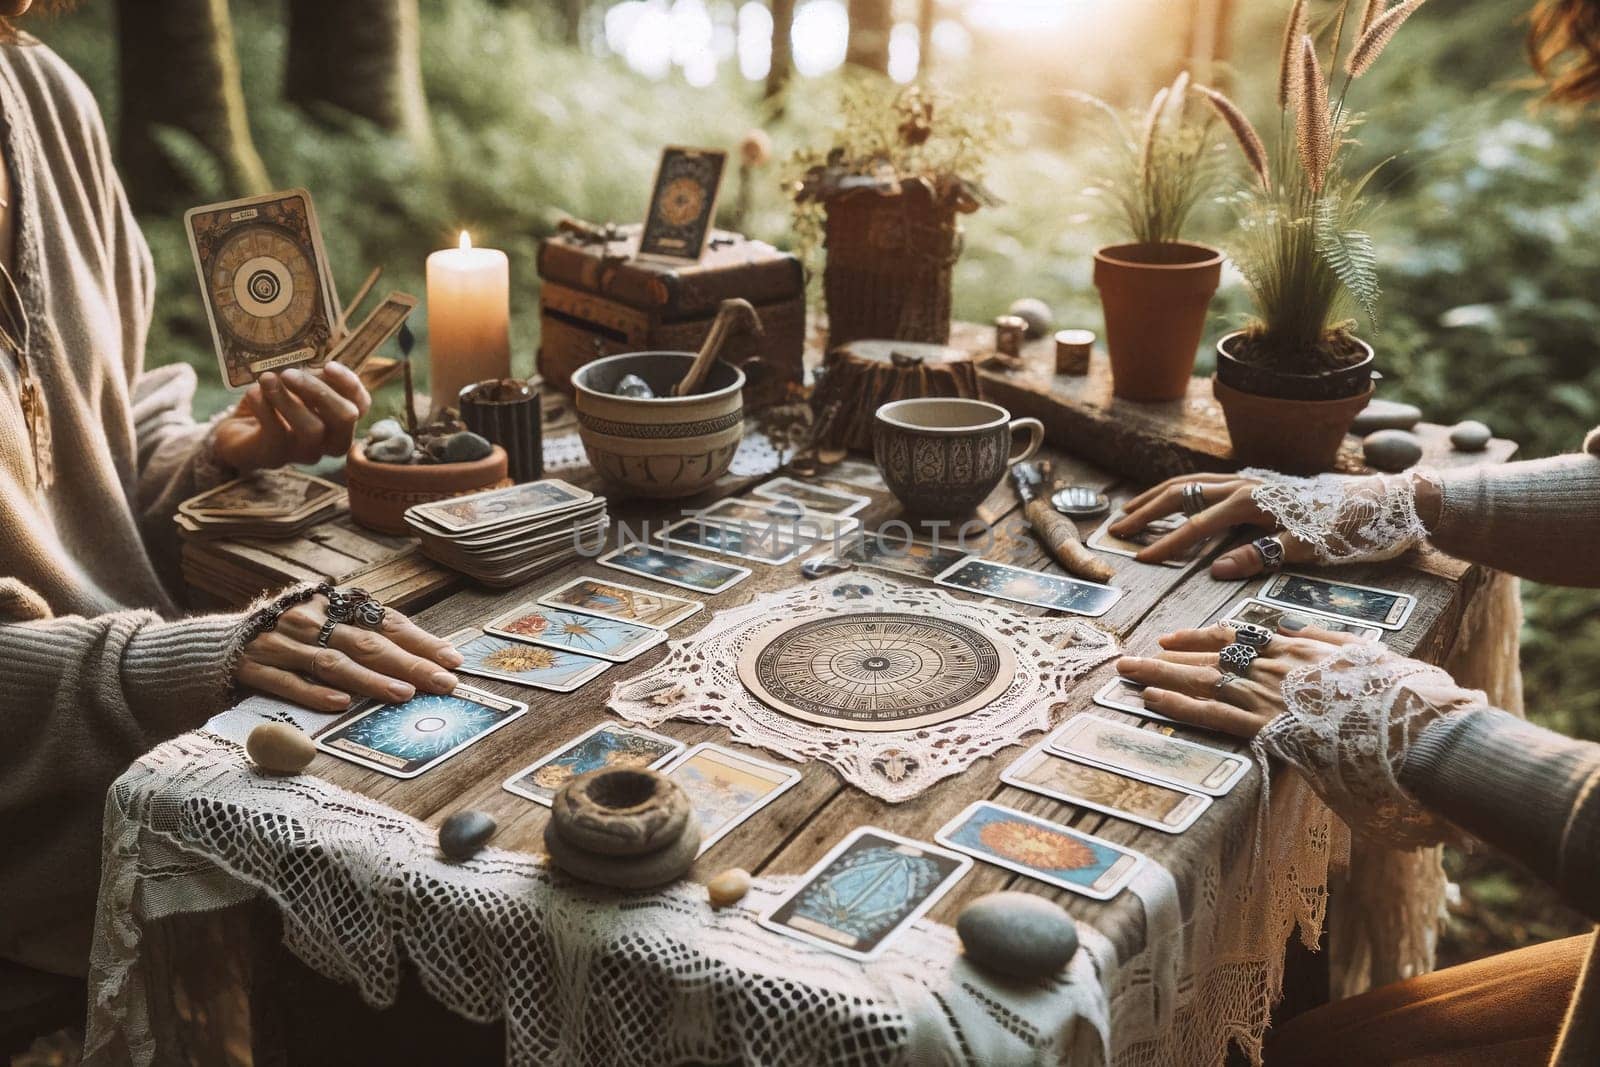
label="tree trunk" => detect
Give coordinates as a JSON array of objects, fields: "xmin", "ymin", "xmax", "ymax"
[
  {"xmin": 846, "ymin": 0, "xmax": 892, "ymax": 75},
  {"xmin": 115, "ymin": 0, "xmax": 270, "ymax": 212},
  {"xmin": 917, "ymin": 0, "xmax": 935, "ymax": 77},
  {"xmin": 766, "ymin": 0, "xmax": 796, "ymax": 98},
  {"xmin": 560, "ymin": 0, "xmax": 584, "ymax": 46},
  {"xmin": 284, "ymin": 0, "xmax": 430, "ymax": 147}
]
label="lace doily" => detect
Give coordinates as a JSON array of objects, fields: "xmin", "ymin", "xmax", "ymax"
[
  {"xmin": 1242, "ymin": 468, "xmax": 1438, "ymax": 565},
  {"xmin": 609, "ymin": 572, "xmax": 1121, "ymax": 802}
]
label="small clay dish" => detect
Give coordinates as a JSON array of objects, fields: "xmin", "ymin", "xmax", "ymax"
[
  {"xmin": 345, "ymin": 441, "xmax": 510, "ymax": 534},
  {"xmin": 549, "ymin": 767, "xmax": 691, "ymax": 857}
]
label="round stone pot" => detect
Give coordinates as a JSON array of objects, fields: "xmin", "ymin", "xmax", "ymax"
[
  {"xmin": 571, "ymin": 352, "xmax": 745, "ymax": 499},
  {"xmin": 345, "ymin": 441, "xmax": 509, "ymax": 534},
  {"xmin": 1093, "ymin": 241, "xmax": 1223, "ymax": 402}
]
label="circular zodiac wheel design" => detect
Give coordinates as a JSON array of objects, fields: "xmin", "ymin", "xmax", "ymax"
[
  {"xmin": 737, "ymin": 612, "xmax": 1016, "ymax": 732},
  {"xmin": 211, "ymin": 225, "xmax": 321, "ymax": 350},
  {"xmin": 657, "ymin": 177, "xmax": 706, "ymax": 227}
]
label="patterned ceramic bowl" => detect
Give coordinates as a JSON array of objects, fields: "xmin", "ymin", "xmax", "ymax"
[
  {"xmin": 572, "ymin": 352, "xmax": 745, "ymax": 499},
  {"xmin": 873, "ymin": 398, "xmax": 1044, "ymax": 518}
]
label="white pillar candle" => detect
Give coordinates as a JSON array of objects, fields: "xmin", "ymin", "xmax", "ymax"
[{"xmin": 426, "ymin": 231, "xmax": 511, "ymax": 417}]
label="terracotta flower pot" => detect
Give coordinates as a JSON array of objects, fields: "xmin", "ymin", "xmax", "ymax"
[
  {"xmin": 1093, "ymin": 242, "xmax": 1224, "ymax": 402},
  {"xmin": 345, "ymin": 442, "xmax": 510, "ymax": 534},
  {"xmin": 1213, "ymin": 378, "xmax": 1374, "ymax": 474}
]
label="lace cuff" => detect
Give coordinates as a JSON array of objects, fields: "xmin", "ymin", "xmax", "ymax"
[
  {"xmin": 1254, "ymin": 641, "xmax": 1486, "ymax": 848},
  {"xmin": 1242, "ymin": 468, "xmax": 1439, "ymax": 565}
]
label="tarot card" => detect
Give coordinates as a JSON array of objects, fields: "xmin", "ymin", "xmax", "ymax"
[
  {"xmin": 409, "ymin": 479, "xmax": 593, "ymax": 534},
  {"xmin": 935, "ymin": 558, "xmax": 1123, "ymax": 618},
  {"xmin": 186, "ymin": 189, "xmax": 339, "ymax": 389},
  {"xmin": 935, "ymin": 801, "xmax": 1142, "ymax": 901},
  {"xmin": 1258, "ymin": 573, "xmax": 1417, "ymax": 630},
  {"xmin": 1049, "ymin": 715, "xmax": 1250, "ymax": 797},
  {"xmin": 448, "ymin": 630, "xmax": 609, "ymax": 692},
  {"xmin": 316, "ymin": 684, "xmax": 526, "ymax": 779},
  {"xmin": 484, "ymin": 603, "xmax": 666, "ymax": 663},
  {"xmin": 502, "ymin": 722, "xmax": 685, "ymax": 806},
  {"xmin": 637, "ymin": 146, "xmax": 726, "ymax": 263},
  {"xmin": 539, "ymin": 576, "xmax": 703, "ymax": 629},
  {"xmin": 696, "ymin": 498, "xmax": 858, "ymax": 540},
  {"xmin": 1003, "ymin": 746, "xmax": 1211, "ymax": 833},
  {"xmin": 1217, "ymin": 598, "xmax": 1384, "ymax": 642},
  {"xmin": 1092, "ymin": 677, "xmax": 1176, "ymax": 724},
  {"xmin": 833, "ymin": 534, "xmax": 972, "ymax": 580},
  {"xmin": 180, "ymin": 467, "xmax": 342, "ymax": 519},
  {"xmin": 662, "ymin": 743, "xmax": 802, "ymax": 856},
  {"xmin": 598, "ymin": 542, "xmax": 751, "ymax": 593},
  {"xmin": 759, "ymin": 827, "xmax": 971, "ymax": 962},
  {"xmin": 657, "ymin": 518, "xmax": 803, "ymax": 565},
  {"xmin": 326, "ymin": 291, "xmax": 417, "ymax": 371},
  {"xmin": 752, "ymin": 477, "xmax": 871, "ymax": 517},
  {"xmin": 1088, "ymin": 512, "xmax": 1215, "ymax": 567}
]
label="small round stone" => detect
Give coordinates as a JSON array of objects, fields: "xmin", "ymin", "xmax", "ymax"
[
  {"xmin": 956, "ymin": 892, "xmax": 1079, "ymax": 979},
  {"xmin": 245, "ymin": 722, "xmax": 315, "ymax": 775},
  {"xmin": 708, "ymin": 868, "xmax": 751, "ymax": 908},
  {"xmin": 442, "ymin": 431, "xmax": 494, "ymax": 464},
  {"xmin": 1449, "ymin": 419, "xmax": 1492, "ymax": 452},
  {"xmin": 1007, "ymin": 297, "xmax": 1054, "ymax": 339},
  {"xmin": 367, "ymin": 417, "xmax": 405, "ymax": 442},
  {"xmin": 1350, "ymin": 398, "xmax": 1422, "ymax": 435},
  {"xmin": 367, "ymin": 432, "xmax": 416, "ymax": 464},
  {"xmin": 439, "ymin": 810, "xmax": 496, "ymax": 861},
  {"xmin": 1363, "ymin": 428, "xmax": 1424, "ymax": 472}
]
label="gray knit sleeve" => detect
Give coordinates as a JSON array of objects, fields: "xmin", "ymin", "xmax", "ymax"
[
  {"xmin": 1400, "ymin": 708, "xmax": 1600, "ymax": 921},
  {"xmin": 1429, "ymin": 449, "xmax": 1600, "ymax": 587}
]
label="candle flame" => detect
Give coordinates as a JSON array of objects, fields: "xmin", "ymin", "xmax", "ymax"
[{"xmin": 459, "ymin": 230, "xmax": 472, "ymax": 251}]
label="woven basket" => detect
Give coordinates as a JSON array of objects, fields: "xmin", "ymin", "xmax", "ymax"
[{"xmin": 822, "ymin": 181, "xmax": 961, "ymax": 350}]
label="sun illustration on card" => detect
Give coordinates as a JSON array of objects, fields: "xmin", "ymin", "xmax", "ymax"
[
  {"xmin": 484, "ymin": 645, "xmax": 557, "ymax": 673},
  {"xmin": 978, "ymin": 820, "xmax": 1098, "ymax": 871}
]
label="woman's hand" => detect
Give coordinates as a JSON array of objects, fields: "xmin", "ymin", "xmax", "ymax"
[
  {"xmin": 213, "ymin": 363, "xmax": 371, "ymax": 473},
  {"xmin": 236, "ymin": 593, "xmax": 464, "ymax": 712},
  {"xmin": 1106, "ymin": 473, "xmax": 1315, "ymax": 579},
  {"xmin": 1114, "ymin": 619, "xmax": 1362, "ymax": 737}
]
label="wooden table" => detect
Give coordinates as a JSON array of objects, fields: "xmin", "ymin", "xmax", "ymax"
[{"xmin": 155, "ymin": 353, "xmax": 1517, "ymax": 1063}]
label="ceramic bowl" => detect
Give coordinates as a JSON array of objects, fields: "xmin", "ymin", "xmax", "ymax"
[
  {"xmin": 345, "ymin": 441, "xmax": 509, "ymax": 534},
  {"xmin": 572, "ymin": 352, "xmax": 745, "ymax": 499}
]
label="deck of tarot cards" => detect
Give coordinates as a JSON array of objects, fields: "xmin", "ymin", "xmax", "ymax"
[
  {"xmin": 175, "ymin": 468, "xmax": 347, "ymax": 541},
  {"xmin": 403, "ymin": 479, "xmax": 608, "ymax": 587}
]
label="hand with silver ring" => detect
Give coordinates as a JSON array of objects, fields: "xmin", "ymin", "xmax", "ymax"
[
  {"xmin": 1218, "ymin": 642, "xmax": 1259, "ymax": 676},
  {"xmin": 1226, "ymin": 621, "xmax": 1274, "ymax": 649},
  {"xmin": 1252, "ymin": 535, "xmax": 1287, "ymax": 572},
  {"xmin": 1180, "ymin": 481, "xmax": 1208, "ymax": 517}
]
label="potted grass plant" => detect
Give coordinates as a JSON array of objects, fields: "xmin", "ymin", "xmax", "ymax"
[
  {"xmin": 1074, "ymin": 71, "xmax": 1227, "ymax": 401},
  {"xmin": 1201, "ymin": 0, "xmax": 1425, "ymax": 472}
]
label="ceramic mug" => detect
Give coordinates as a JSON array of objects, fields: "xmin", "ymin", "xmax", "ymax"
[{"xmin": 873, "ymin": 398, "xmax": 1045, "ymax": 518}]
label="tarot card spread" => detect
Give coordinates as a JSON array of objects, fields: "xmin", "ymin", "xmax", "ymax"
[
  {"xmin": 599, "ymin": 542, "xmax": 750, "ymax": 593},
  {"xmin": 447, "ymin": 630, "xmax": 609, "ymax": 692},
  {"xmin": 662, "ymin": 743, "xmax": 801, "ymax": 856},
  {"xmin": 1003, "ymin": 746, "xmax": 1211, "ymax": 833},
  {"xmin": 541, "ymin": 577, "xmax": 703, "ymax": 629},
  {"xmin": 935, "ymin": 558, "xmax": 1122, "ymax": 618},
  {"xmin": 832, "ymin": 535, "xmax": 972, "ymax": 580},
  {"xmin": 759, "ymin": 827, "xmax": 971, "ymax": 961},
  {"xmin": 316, "ymin": 684, "xmax": 526, "ymax": 779},
  {"xmin": 504, "ymin": 723, "xmax": 685, "ymax": 806},
  {"xmin": 485, "ymin": 603, "xmax": 666, "ymax": 662},
  {"xmin": 752, "ymin": 477, "xmax": 870, "ymax": 517},
  {"xmin": 935, "ymin": 801, "xmax": 1142, "ymax": 900},
  {"xmin": 1258, "ymin": 573, "xmax": 1416, "ymax": 631},
  {"xmin": 1214, "ymin": 597, "xmax": 1384, "ymax": 642},
  {"xmin": 1048, "ymin": 715, "xmax": 1249, "ymax": 796}
]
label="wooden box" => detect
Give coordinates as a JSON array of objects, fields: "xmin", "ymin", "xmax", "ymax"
[{"xmin": 536, "ymin": 223, "xmax": 806, "ymax": 409}]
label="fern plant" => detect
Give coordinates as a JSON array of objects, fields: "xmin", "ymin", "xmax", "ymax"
[{"xmin": 1203, "ymin": 0, "xmax": 1424, "ymax": 371}]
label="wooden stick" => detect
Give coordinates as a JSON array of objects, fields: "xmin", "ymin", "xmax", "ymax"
[
  {"xmin": 673, "ymin": 298, "xmax": 762, "ymax": 397},
  {"xmin": 402, "ymin": 358, "xmax": 418, "ymax": 433},
  {"xmin": 341, "ymin": 266, "xmax": 383, "ymax": 334}
]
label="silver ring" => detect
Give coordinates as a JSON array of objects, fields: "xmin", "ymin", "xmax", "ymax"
[
  {"xmin": 326, "ymin": 586, "xmax": 386, "ymax": 630},
  {"xmin": 317, "ymin": 618, "xmax": 339, "ymax": 647},
  {"xmin": 1180, "ymin": 481, "xmax": 1208, "ymax": 517},
  {"xmin": 1219, "ymin": 642, "xmax": 1259, "ymax": 676},
  {"xmin": 1215, "ymin": 671, "xmax": 1245, "ymax": 691},
  {"xmin": 1251, "ymin": 535, "xmax": 1286, "ymax": 572},
  {"xmin": 1228, "ymin": 621, "xmax": 1273, "ymax": 649}
]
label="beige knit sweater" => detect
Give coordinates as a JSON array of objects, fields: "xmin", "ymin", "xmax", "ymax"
[{"xmin": 0, "ymin": 42, "xmax": 246, "ymax": 977}]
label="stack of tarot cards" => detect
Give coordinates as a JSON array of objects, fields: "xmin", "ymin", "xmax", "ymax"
[
  {"xmin": 404, "ymin": 479, "xmax": 608, "ymax": 587},
  {"xmin": 175, "ymin": 468, "xmax": 346, "ymax": 541}
]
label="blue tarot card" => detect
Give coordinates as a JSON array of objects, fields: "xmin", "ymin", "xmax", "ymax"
[
  {"xmin": 501, "ymin": 722, "xmax": 685, "ymax": 806},
  {"xmin": 597, "ymin": 542, "xmax": 751, "ymax": 592},
  {"xmin": 315, "ymin": 684, "xmax": 527, "ymax": 779},
  {"xmin": 451, "ymin": 631, "xmax": 610, "ymax": 692},
  {"xmin": 934, "ymin": 800, "xmax": 1143, "ymax": 900},
  {"xmin": 934, "ymin": 557, "xmax": 1122, "ymax": 618},
  {"xmin": 483, "ymin": 602, "xmax": 667, "ymax": 662},
  {"xmin": 759, "ymin": 827, "xmax": 971, "ymax": 961}
]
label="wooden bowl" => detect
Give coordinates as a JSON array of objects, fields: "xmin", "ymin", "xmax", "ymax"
[
  {"xmin": 571, "ymin": 352, "xmax": 745, "ymax": 499},
  {"xmin": 345, "ymin": 441, "xmax": 510, "ymax": 534}
]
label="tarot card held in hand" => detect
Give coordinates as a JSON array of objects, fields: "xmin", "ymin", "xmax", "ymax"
[
  {"xmin": 448, "ymin": 630, "xmax": 609, "ymax": 692},
  {"xmin": 502, "ymin": 722, "xmax": 685, "ymax": 806},
  {"xmin": 186, "ymin": 188, "xmax": 339, "ymax": 389},
  {"xmin": 484, "ymin": 603, "xmax": 666, "ymax": 663},
  {"xmin": 1216, "ymin": 598, "xmax": 1384, "ymax": 642},
  {"xmin": 836, "ymin": 534, "xmax": 972, "ymax": 580},
  {"xmin": 935, "ymin": 800, "xmax": 1142, "ymax": 900},
  {"xmin": 638, "ymin": 146, "xmax": 726, "ymax": 262},
  {"xmin": 409, "ymin": 479, "xmax": 593, "ymax": 535},
  {"xmin": 1258, "ymin": 573, "xmax": 1417, "ymax": 630},
  {"xmin": 935, "ymin": 558, "xmax": 1122, "ymax": 617},
  {"xmin": 1049, "ymin": 715, "xmax": 1250, "ymax": 797},
  {"xmin": 598, "ymin": 542, "xmax": 750, "ymax": 593},
  {"xmin": 1088, "ymin": 512, "xmax": 1216, "ymax": 567},
  {"xmin": 657, "ymin": 519, "xmax": 803, "ymax": 565},
  {"xmin": 539, "ymin": 577, "xmax": 703, "ymax": 629},
  {"xmin": 1003, "ymin": 746, "xmax": 1211, "ymax": 833},
  {"xmin": 751, "ymin": 477, "xmax": 871, "ymax": 517},
  {"xmin": 326, "ymin": 291, "xmax": 417, "ymax": 371},
  {"xmin": 663, "ymin": 743, "xmax": 802, "ymax": 856},
  {"xmin": 759, "ymin": 827, "xmax": 971, "ymax": 961},
  {"xmin": 315, "ymin": 684, "xmax": 527, "ymax": 779}
]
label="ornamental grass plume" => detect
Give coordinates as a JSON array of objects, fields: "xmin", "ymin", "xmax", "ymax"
[
  {"xmin": 1347, "ymin": 0, "xmax": 1428, "ymax": 77},
  {"xmin": 1296, "ymin": 36, "xmax": 1332, "ymax": 190},
  {"xmin": 1138, "ymin": 85, "xmax": 1171, "ymax": 195},
  {"xmin": 1356, "ymin": 0, "xmax": 1386, "ymax": 38},
  {"xmin": 1200, "ymin": 86, "xmax": 1269, "ymax": 189},
  {"xmin": 1278, "ymin": 0, "xmax": 1308, "ymax": 108}
]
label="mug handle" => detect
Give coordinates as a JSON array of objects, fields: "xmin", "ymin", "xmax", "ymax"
[{"xmin": 1007, "ymin": 418, "xmax": 1045, "ymax": 465}]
